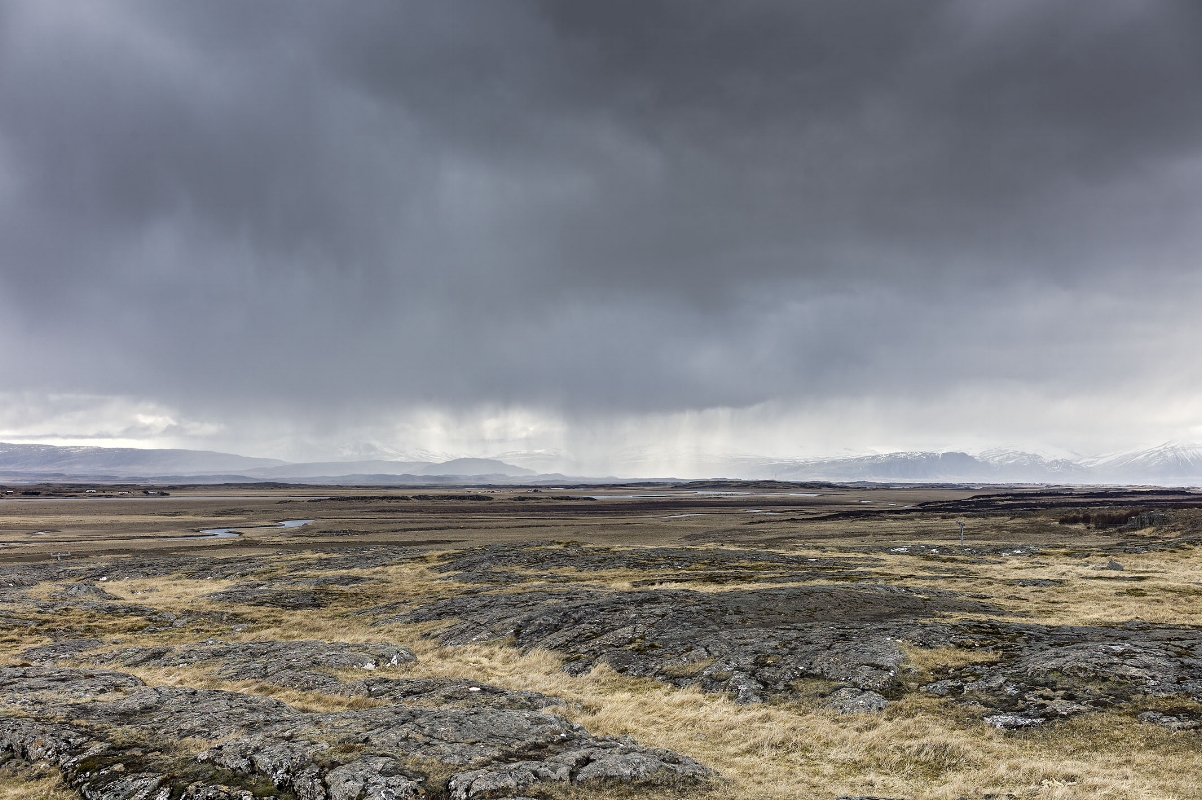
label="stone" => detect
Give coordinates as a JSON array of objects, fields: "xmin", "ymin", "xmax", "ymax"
[
  {"xmin": 0, "ymin": 666, "xmax": 144, "ymax": 705},
  {"xmin": 428, "ymin": 541, "xmax": 885, "ymax": 587},
  {"xmin": 324, "ymin": 757, "xmax": 423, "ymax": 800},
  {"xmin": 16, "ymin": 638, "xmax": 103, "ymax": 665},
  {"xmin": 823, "ymin": 687, "xmax": 888, "ymax": 714},
  {"xmin": 983, "ymin": 714, "xmax": 1044, "ymax": 729},
  {"xmin": 1137, "ymin": 709, "xmax": 1201, "ymax": 731},
  {"xmin": 49, "ymin": 583, "xmax": 120, "ymax": 600},
  {"xmin": 921, "ymin": 679, "xmax": 963, "ymax": 697},
  {"xmin": 180, "ymin": 785, "xmax": 259, "ymax": 800},
  {"xmin": 92, "ymin": 640, "xmax": 415, "ymax": 693},
  {"xmin": 202, "ymin": 582, "xmax": 338, "ymax": 609},
  {"xmin": 335, "ymin": 676, "xmax": 563, "ymax": 710},
  {"xmin": 929, "ymin": 621, "xmax": 1202, "ymax": 724},
  {"xmin": 0, "ymin": 666, "xmax": 713, "ymax": 800},
  {"xmin": 446, "ymin": 742, "xmax": 712, "ymax": 799},
  {"xmin": 393, "ymin": 583, "xmax": 989, "ymax": 702}
]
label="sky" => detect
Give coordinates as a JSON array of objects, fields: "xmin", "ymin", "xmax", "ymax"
[{"xmin": 2, "ymin": 1, "xmax": 1202, "ymax": 476}]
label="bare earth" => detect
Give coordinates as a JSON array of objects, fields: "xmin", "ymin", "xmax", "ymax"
[{"xmin": 2, "ymin": 483, "xmax": 1201, "ymax": 799}]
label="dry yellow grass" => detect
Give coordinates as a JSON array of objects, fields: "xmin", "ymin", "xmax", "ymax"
[
  {"xmin": 861, "ymin": 544, "xmax": 1202, "ymax": 628},
  {"xmin": 118, "ymin": 661, "xmax": 387, "ymax": 714},
  {"xmin": 222, "ymin": 630, "xmax": 1193, "ymax": 800},
  {"xmin": 900, "ymin": 644, "xmax": 1002, "ymax": 673},
  {"xmin": 6, "ymin": 490, "xmax": 1202, "ymax": 799},
  {"xmin": 100, "ymin": 574, "xmax": 244, "ymax": 604},
  {"xmin": 0, "ymin": 766, "xmax": 75, "ymax": 800}
]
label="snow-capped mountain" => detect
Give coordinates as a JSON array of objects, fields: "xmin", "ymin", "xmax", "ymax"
[
  {"xmin": 3, "ymin": 441, "xmax": 1202, "ymax": 485},
  {"xmin": 975, "ymin": 448, "xmax": 1087, "ymax": 480},
  {"xmin": 770, "ymin": 451, "xmax": 983, "ymax": 481},
  {"xmin": 1081, "ymin": 442, "xmax": 1202, "ymax": 483},
  {"xmin": 719, "ymin": 444, "xmax": 1201, "ymax": 484}
]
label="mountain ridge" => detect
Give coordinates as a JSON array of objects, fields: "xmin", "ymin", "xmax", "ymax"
[
  {"xmin": 0, "ymin": 443, "xmax": 536, "ymax": 482},
  {"xmin": 2, "ymin": 441, "xmax": 1201, "ymax": 485}
]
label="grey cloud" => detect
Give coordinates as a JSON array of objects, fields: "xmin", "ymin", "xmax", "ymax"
[{"xmin": 1, "ymin": 0, "xmax": 1200, "ymax": 448}]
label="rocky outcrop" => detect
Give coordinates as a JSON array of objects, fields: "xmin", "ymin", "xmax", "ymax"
[
  {"xmin": 0, "ymin": 667, "xmax": 713, "ymax": 800},
  {"xmin": 393, "ymin": 585, "xmax": 989, "ymax": 703},
  {"xmin": 446, "ymin": 743, "xmax": 707, "ymax": 799},
  {"xmin": 922, "ymin": 621, "xmax": 1202, "ymax": 727},
  {"xmin": 202, "ymin": 582, "xmax": 343, "ymax": 609},
  {"xmin": 823, "ymin": 687, "xmax": 888, "ymax": 714},
  {"xmin": 91, "ymin": 640, "xmax": 415, "ymax": 693},
  {"xmin": 25, "ymin": 638, "xmax": 565, "ymax": 710},
  {"xmin": 18, "ymin": 638, "xmax": 103, "ymax": 665},
  {"xmin": 0, "ymin": 666, "xmax": 145, "ymax": 706},
  {"xmin": 1138, "ymin": 709, "xmax": 1201, "ymax": 731},
  {"xmin": 334, "ymin": 676, "xmax": 563, "ymax": 710},
  {"xmin": 429, "ymin": 541, "xmax": 885, "ymax": 586}
]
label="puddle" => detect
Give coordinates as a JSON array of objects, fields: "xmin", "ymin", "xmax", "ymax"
[
  {"xmin": 170, "ymin": 519, "xmax": 315, "ymax": 540},
  {"xmin": 587, "ymin": 494, "xmax": 669, "ymax": 500},
  {"xmin": 173, "ymin": 528, "xmax": 242, "ymax": 540}
]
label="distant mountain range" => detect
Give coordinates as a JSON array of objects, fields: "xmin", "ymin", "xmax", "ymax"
[
  {"xmin": 238, "ymin": 458, "xmax": 535, "ymax": 480},
  {"xmin": 0, "ymin": 443, "xmax": 287, "ymax": 477},
  {"xmin": 0, "ymin": 443, "xmax": 535, "ymax": 483},
  {"xmin": 2, "ymin": 441, "xmax": 1202, "ymax": 485},
  {"xmin": 756, "ymin": 443, "xmax": 1202, "ymax": 485},
  {"xmin": 762, "ymin": 449, "xmax": 1086, "ymax": 483},
  {"xmin": 1079, "ymin": 442, "xmax": 1202, "ymax": 483}
]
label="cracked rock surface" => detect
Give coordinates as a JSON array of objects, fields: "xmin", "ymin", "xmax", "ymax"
[
  {"xmin": 823, "ymin": 687, "xmax": 889, "ymax": 714},
  {"xmin": 922, "ymin": 621, "xmax": 1202, "ymax": 727},
  {"xmin": 89, "ymin": 640, "xmax": 416, "ymax": 693},
  {"xmin": 55, "ymin": 639, "xmax": 562, "ymax": 709},
  {"xmin": 334, "ymin": 676, "xmax": 564, "ymax": 710},
  {"xmin": 392, "ymin": 585, "xmax": 990, "ymax": 703},
  {"xmin": 429, "ymin": 541, "xmax": 887, "ymax": 587},
  {"xmin": 0, "ymin": 667, "xmax": 712, "ymax": 800},
  {"xmin": 392, "ymin": 543, "xmax": 1202, "ymax": 724},
  {"xmin": 202, "ymin": 581, "xmax": 344, "ymax": 609},
  {"xmin": 4, "ymin": 527, "xmax": 1200, "ymax": 800}
]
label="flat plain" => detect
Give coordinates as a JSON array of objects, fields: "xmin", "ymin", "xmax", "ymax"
[{"xmin": 2, "ymin": 482, "xmax": 1201, "ymax": 799}]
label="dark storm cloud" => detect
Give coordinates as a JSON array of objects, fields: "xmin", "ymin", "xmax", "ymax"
[{"xmin": 1, "ymin": 0, "xmax": 1201, "ymax": 431}]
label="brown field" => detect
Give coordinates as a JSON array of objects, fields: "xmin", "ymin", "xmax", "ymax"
[{"xmin": 2, "ymin": 482, "xmax": 1201, "ymax": 799}]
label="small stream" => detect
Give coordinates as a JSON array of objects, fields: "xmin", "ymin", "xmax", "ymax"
[{"xmin": 171, "ymin": 519, "xmax": 315, "ymax": 540}]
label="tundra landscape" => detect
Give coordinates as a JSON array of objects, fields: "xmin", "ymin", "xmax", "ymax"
[
  {"xmin": 5, "ymin": 2, "xmax": 1202, "ymax": 798},
  {"xmin": 3, "ymin": 484, "xmax": 1201, "ymax": 799}
]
